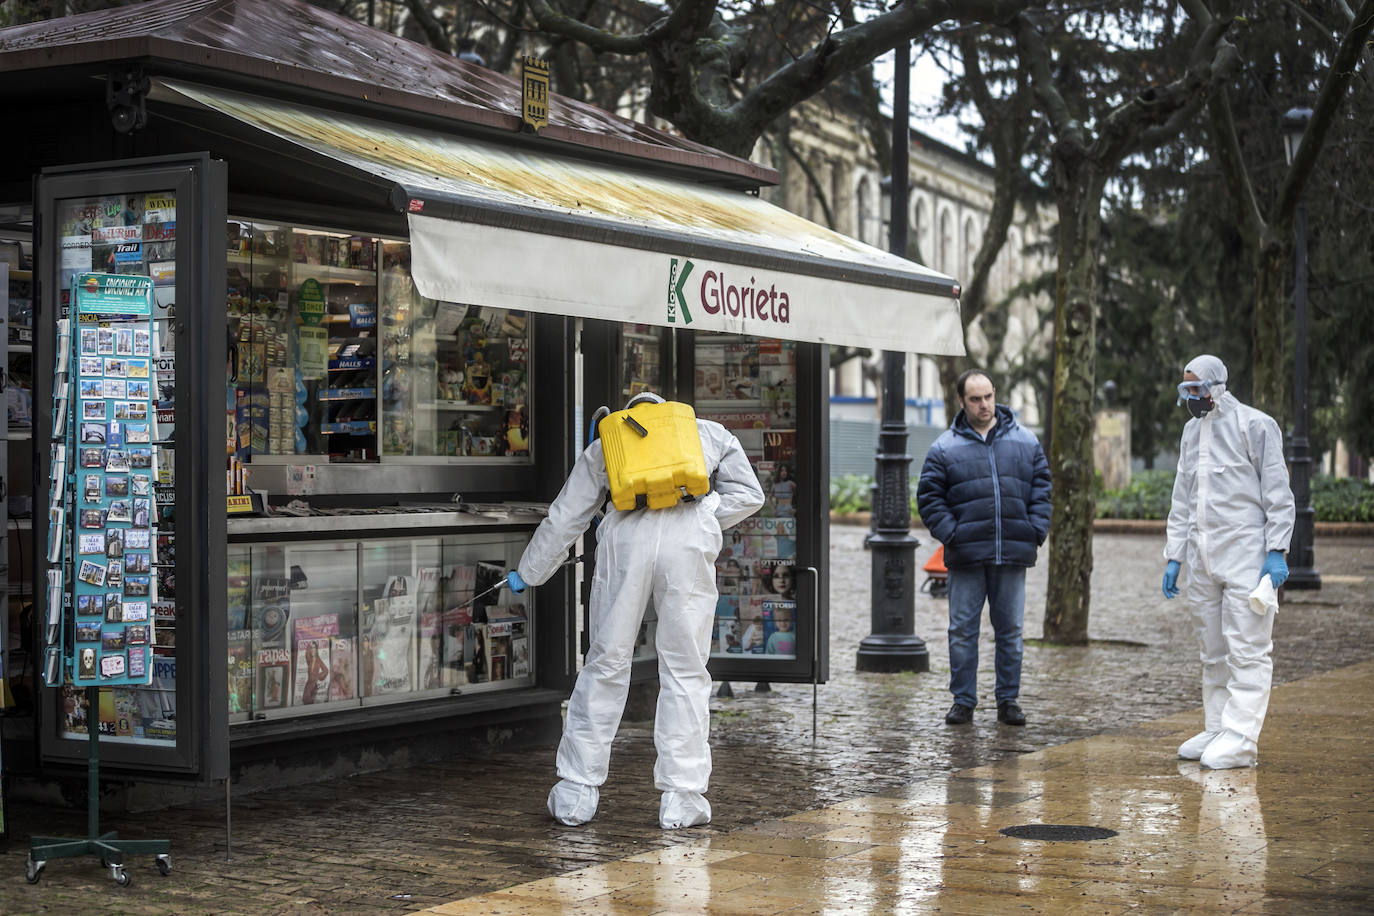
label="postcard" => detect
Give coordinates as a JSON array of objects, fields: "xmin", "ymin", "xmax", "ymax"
[
  {"xmin": 77, "ymin": 560, "xmax": 106, "ymax": 586},
  {"xmin": 100, "ymin": 654, "xmax": 126, "ymax": 679}
]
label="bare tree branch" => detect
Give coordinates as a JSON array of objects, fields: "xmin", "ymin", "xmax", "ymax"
[
  {"xmin": 729, "ymin": 0, "xmax": 1035, "ymax": 150},
  {"xmin": 1274, "ymin": 0, "xmax": 1374, "ymax": 223},
  {"xmin": 1204, "ymin": 89, "xmax": 1266, "ymax": 246},
  {"xmin": 1012, "ymin": 13, "xmax": 1087, "ymax": 156},
  {"xmin": 525, "ymin": 0, "xmax": 649, "ymax": 54},
  {"xmin": 402, "ymin": 0, "xmax": 452, "ymax": 54},
  {"xmin": 780, "ymin": 135, "xmax": 835, "ymax": 229}
]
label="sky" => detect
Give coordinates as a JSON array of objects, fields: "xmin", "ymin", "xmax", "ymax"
[{"xmin": 872, "ymin": 47, "xmax": 970, "ymax": 151}]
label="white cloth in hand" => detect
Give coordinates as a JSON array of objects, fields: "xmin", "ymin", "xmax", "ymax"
[{"xmin": 1248, "ymin": 575, "xmax": 1279, "ymax": 616}]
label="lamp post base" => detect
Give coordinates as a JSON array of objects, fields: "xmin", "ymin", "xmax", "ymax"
[
  {"xmin": 1284, "ymin": 567, "xmax": 1322, "ymax": 590},
  {"xmin": 856, "ymin": 634, "xmax": 929, "ymax": 673}
]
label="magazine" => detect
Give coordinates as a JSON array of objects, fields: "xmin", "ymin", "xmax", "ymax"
[
  {"xmin": 714, "ymin": 615, "xmax": 742, "ymax": 654},
  {"xmin": 763, "ymin": 599, "xmax": 797, "ymax": 657},
  {"xmin": 228, "ymin": 629, "xmax": 254, "ymax": 713},
  {"xmin": 292, "ymin": 613, "xmax": 338, "ymax": 705},
  {"xmin": 440, "ymin": 604, "xmax": 472, "ymax": 686},
  {"xmin": 415, "ymin": 566, "xmax": 441, "ymax": 618},
  {"xmin": 418, "ymin": 608, "xmax": 444, "ymax": 690},
  {"xmin": 486, "ymin": 619, "xmax": 513, "ymax": 682},
  {"xmin": 328, "ymin": 636, "xmax": 356, "ymax": 701},
  {"xmin": 738, "ymin": 596, "xmax": 772, "ymax": 654},
  {"xmin": 254, "ymin": 576, "xmax": 291, "ymax": 648},
  {"xmin": 255, "ymin": 647, "xmax": 291, "ymax": 708},
  {"xmin": 365, "ymin": 578, "xmax": 415, "ymax": 695},
  {"xmin": 510, "ymin": 620, "xmax": 530, "ymax": 679}
]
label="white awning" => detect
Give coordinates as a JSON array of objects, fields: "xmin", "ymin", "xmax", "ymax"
[{"xmin": 159, "ymin": 79, "xmax": 965, "ymax": 355}]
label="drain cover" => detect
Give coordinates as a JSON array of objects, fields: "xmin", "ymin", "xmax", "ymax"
[{"xmin": 1000, "ymin": 824, "xmax": 1118, "ymax": 841}]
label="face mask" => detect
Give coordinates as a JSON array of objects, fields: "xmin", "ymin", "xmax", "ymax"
[{"xmin": 1186, "ymin": 396, "xmax": 1214, "ymax": 419}]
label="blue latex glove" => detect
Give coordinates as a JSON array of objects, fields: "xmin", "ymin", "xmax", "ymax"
[
  {"xmin": 1162, "ymin": 560, "xmax": 1180, "ymax": 599},
  {"xmin": 1261, "ymin": 550, "xmax": 1289, "ymax": 589},
  {"xmin": 507, "ymin": 570, "xmax": 527, "ymax": 594}
]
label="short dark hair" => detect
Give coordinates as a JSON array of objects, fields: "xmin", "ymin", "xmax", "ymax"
[{"xmin": 956, "ymin": 369, "xmax": 994, "ymax": 398}]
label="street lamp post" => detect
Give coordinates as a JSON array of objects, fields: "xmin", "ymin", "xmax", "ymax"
[
  {"xmin": 1281, "ymin": 106, "xmax": 1321, "ymax": 590},
  {"xmin": 857, "ymin": 38, "xmax": 928, "ymax": 672}
]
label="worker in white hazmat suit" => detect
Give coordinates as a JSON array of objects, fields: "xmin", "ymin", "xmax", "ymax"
[
  {"xmin": 1162, "ymin": 355, "xmax": 1294, "ymax": 769},
  {"xmin": 507, "ymin": 392, "xmax": 763, "ymax": 828}
]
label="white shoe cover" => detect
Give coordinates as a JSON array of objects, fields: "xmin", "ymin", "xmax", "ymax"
[
  {"xmin": 659, "ymin": 790, "xmax": 711, "ymax": 829},
  {"xmin": 1200, "ymin": 729, "xmax": 1258, "ymax": 769},
  {"xmin": 1177, "ymin": 730, "xmax": 1221, "ymax": 760},
  {"xmin": 547, "ymin": 779, "xmax": 599, "ymax": 826}
]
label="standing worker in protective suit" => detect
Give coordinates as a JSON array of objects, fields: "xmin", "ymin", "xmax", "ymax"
[
  {"xmin": 507, "ymin": 392, "xmax": 763, "ymax": 828},
  {"xmin": 1163, "ymin": 355, "xmax": 1294, "ymax": 769}
]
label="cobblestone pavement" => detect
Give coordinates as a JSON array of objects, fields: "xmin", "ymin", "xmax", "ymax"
[{"xmin": 2, "ymin": 531, "xmax": 1371, "ymax": 914}]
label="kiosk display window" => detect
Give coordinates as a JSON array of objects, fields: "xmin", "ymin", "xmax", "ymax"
[
  {"xmin": 225, "ymin": 224, "xmax": 533, "ymax": 467},
  {"xmin": 51, "ymin": 191, "xmax": 180, "ymax": 746},
  {"xmin": 227, "ymin": 531, "xmax": 533, "ymax": 720},
  {"xmin": 695, "ymin": 333, "xmax": 799, "ymax": 660}
]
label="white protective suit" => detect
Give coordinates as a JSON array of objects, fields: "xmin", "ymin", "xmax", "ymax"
[
  {"xmin": 1165, "ymin": 356, "xmax": 1294, "ymax": 769},
  {"xmin": 517, "ymin": 415, "xmax": 763, "ymax": 828}
]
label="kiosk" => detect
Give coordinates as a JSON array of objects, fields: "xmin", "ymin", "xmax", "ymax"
[{"xmin": 0, "ymin": 0, "xmax": 962, "ymax": 796}]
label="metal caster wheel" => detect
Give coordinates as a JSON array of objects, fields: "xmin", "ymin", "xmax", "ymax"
[
  {"xmin": 25, "ymin": 856, "xmax": 44, "ymax": 884},
  {"xmin": 111, "ymin": 864, "xmax": 132, "ymax": 887},
  {"xmin": 156, "ymin": 854, "xmax": 172, "ymax": 876}
]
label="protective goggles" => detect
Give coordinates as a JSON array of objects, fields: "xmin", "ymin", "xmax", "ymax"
[{"xmin": 1176, "ymin": 379, "xmax": 1219, "ymax": 403}]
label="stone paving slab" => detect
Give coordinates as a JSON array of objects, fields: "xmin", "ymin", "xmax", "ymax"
[{"xmin": 0, "ymin": 531, "xmax": 1370, "ymax": 913}]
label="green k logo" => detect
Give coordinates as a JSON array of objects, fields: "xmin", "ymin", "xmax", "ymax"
[{"xmin": 668, "ymin": 258, "xmax": 694, "ymax": 324}]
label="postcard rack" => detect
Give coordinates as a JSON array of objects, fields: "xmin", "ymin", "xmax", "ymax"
[{"xmin": 26, "ymin": 273, "xmax": 170, "ymax": 886}]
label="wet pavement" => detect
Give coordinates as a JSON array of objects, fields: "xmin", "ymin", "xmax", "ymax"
[
  {"xmin": 1, "ymin": 529, "xmax": 1372, "ymax": 913},
  {"xmin": 417, "ymin": 659, "xmax": 1374, "ymax": 915}
]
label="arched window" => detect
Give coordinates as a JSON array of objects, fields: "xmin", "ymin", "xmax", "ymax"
[
  {"xmin": 856, "ymin": 178, "xmax": 874, "ymax": 246},
  {"xmin": 938, "ymin": 209, "xmax": 954, "ymax": 274},
  {"xmin": 913, "ymin": 198, "xmax": 928, "ymax": 263},
  {"xmin": 963, "ymin": 216, "xmax": 980, "ymax": 279}
]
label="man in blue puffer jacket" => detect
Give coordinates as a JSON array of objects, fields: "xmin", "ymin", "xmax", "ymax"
[{"xmin": 917, "ymin": 369, "xmax": 1052, "ymax": 727}]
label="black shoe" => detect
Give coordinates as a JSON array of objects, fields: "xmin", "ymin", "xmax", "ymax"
[
  {"xmin": 945, "ymin": 703, "xmax": 974, "ymax": 725},
  {"xmin": 997, "ymin": 701, "xmax": 1026, "ymax": 726}
]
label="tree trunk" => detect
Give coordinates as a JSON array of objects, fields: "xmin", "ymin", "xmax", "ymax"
[
  {"xmin": 936, "ymin": 355, "xmax": 960, "ymax": 428},
  {"xmin": 1250, "ymin": 237, "xmax": 1288, "ymax": 426},
  {"xmin": 1042, "ymin": 165, "xmax": 1106, "ymax": 646}
]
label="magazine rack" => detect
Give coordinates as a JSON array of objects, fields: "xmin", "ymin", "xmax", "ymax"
[{"xmin": 25, "ymin": 687, "xmax": 171, "ymax": 886}]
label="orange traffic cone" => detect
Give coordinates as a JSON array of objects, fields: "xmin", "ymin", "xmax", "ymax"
[{"xmin": 921, "ymin": 545, "xmax": 948, "ymax": 597}]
